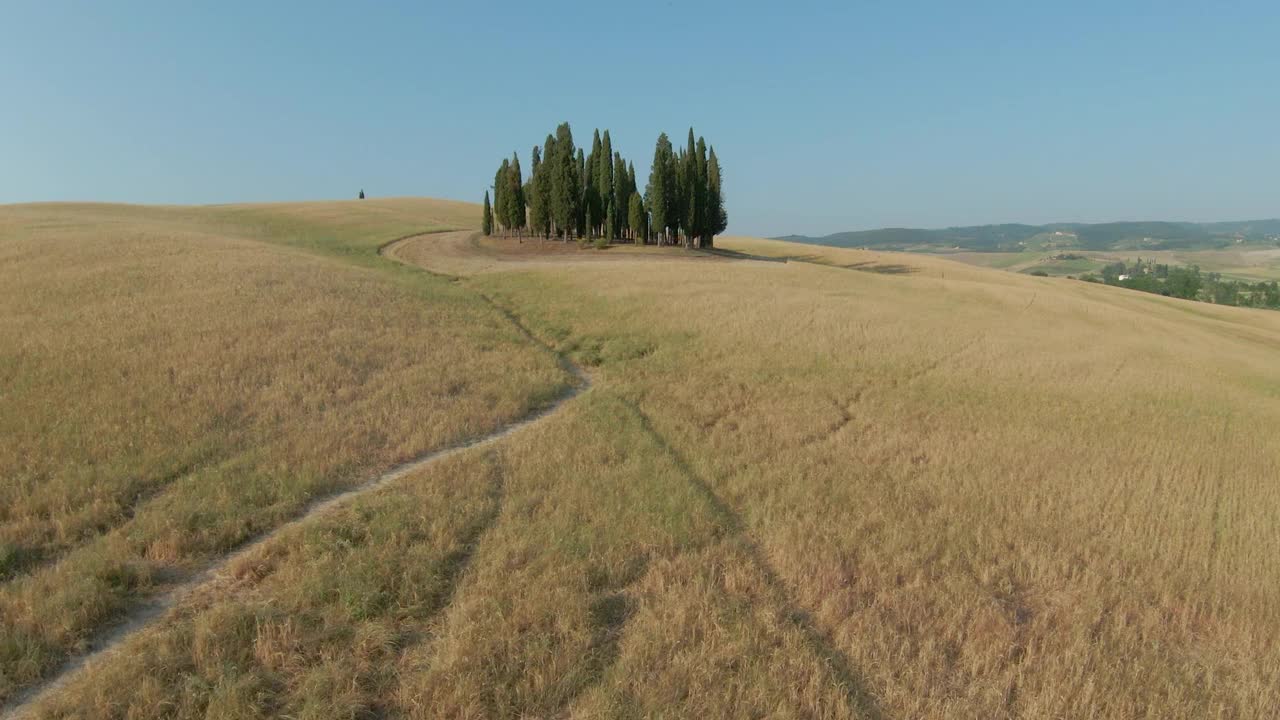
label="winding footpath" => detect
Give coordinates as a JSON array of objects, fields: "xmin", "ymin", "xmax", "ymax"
[{"xmin": 1, "ymin": 234, "xmax": 590, "ymax": 720}]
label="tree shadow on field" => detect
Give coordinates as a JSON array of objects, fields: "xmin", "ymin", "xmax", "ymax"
[
  {"xmin": 703, "ymin": 247, "xmax": 790, "ymax": 264},
  {"xmin": 709, "ymin": 248, "xmax": 917, "ymax": 276},
  {"xmin": 840, "ymin": 261, "xmax": 917, "ymax": 275},
  {"xmin": 381, "ymin": 449, "xmax": 509, "ymax": 656},
  {"xmin": 586, "ymin": 591, "xmax": 636, "ymax": 679},
  {"xmin": 624, "ymin": 399, "xmax": 888, "ymax": 720},
  {"xmin": 0, "ymin": 543, "xmax": 46, "ymax": 583}
]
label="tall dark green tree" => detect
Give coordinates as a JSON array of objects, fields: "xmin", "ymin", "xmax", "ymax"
[
  {"xmin": 482, "ymin": 191, "xmax": 493, "ymax": 236},
  {"xmin": 540, "ymin": 134, "xmax": 557, "ymax": 237},
  {"xmin": 672, "ymin": 147, "xmax": 685, "ymax": 243},
  {"xmin": 528, "ymin": 145, "xmax": 548, "ymax": 238},
  {"xmin": 695, "ymin": 136, "xmax": 709, "ymax": 247},
  {"xmin": 494, "ymin": 159, "xmax": 509, "ymax": 233},
  {"xmin": 506, "ymin": 152, "xmax": 525, "ymax": 235},
  {"xmin": 707, "ymin": 146, "xmax": 727, "ymax": 241},
  {"xmin": 605, "ymin": 198, "xmax": 616, "ymax": 241},
  {"xmin": 596, "ymin": 131, "xmax": 614, "ymax": 237},
  {"xmin": 576, "ymin": 148, "xmax": 587, "ymax": 238},
  {"xmin": 680, "ymin": 128, "xmax": 701, "ymax": 247},
  {"xmin": 612, "ymin": 152, "xmax": 628, "ymax": 239},
  {"xmin": 628, "ymin": 192, "xmax": 645, "ymax": 245},
  {"xmin": 626, "ymin": 162, "xmax": 638, "ymax": 239},
  {"xmin": 585, "ymin": 130, "xmax": 603, "ymax": 237},
  {"xmin": 549, "ymin": 123, "xmax": 578, "ymax": 241},
  {"xmin": 646, "ymin": 133, "xmax": 674, "ymax": 245}
]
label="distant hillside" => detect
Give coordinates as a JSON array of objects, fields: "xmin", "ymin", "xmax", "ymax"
[
  {"xmin": 1201, "ymin": 219, "xmax": 1280, "ymax": 237},
  {"xmin": 777, "ymin": 219, "xmax": 1280, "ymax": 252}
]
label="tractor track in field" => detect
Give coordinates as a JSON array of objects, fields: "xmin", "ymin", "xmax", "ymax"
[
  {"xmin": 1, "ymin": 235, "xmax": 591, "ymax": 720},
  {"xmin": 9, "ymin": 229, "xmax": 867, "ymax": 717}
]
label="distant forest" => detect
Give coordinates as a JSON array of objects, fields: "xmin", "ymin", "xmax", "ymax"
[
  {"xmin": 483, "ymin": 123, "xmax": 726, "ymax": 248},
  {"xmin": 1080, "ymin": 259, "xmax": 1280, "ymax": 310}
]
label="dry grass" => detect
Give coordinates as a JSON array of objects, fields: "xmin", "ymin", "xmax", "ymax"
[
  {"xmin": 10, "ymin": 213, "xmax": 1280, "ymax": 718},
  {"xmin": 203, "ymin": 196, "xmax": 480, "ymax": 259},
  {"xmin": 31, "ymin": 392, "xmax": 862, "ymax": 720},
  {"xmin": 0, "ymin": 202, "xmax": 567, "ymax": 705},
  {"xmin": 473, "ymin": 237, "xmax": 1280, "ymax": 717},
  {"xmin": 385, "ymin": 230, "xmax": 720, "ymax": 277},
  {"xmin": 2, "ymin": 197, "xmax": 478, "ymax": 262}
]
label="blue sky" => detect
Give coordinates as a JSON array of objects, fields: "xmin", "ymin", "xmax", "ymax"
[{"xmin": 3, "ymin": 1, "xmax": 1277, "ymax": 236}]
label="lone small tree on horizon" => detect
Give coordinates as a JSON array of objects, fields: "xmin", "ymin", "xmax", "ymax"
[{"xmin": 358, "ymin": 189, "xmax": 365, "ymax": 200}]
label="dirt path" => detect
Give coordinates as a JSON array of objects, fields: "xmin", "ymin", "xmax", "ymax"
[
  {"xmin": 380, "ymin": 230, "xmax": 753, "ymax": 277},
  {"xmin": 1, "ymin": 242, "xmax": 590, "ymax": 720},
  {"xmin": 8, "ymin": 230, "xmax": 765, "ymax": 717}
]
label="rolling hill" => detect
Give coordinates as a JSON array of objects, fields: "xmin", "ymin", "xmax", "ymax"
[
  {"xmin": 3, "ymin": 200, "xmax": 1279, "ymax": 718},
  {"xmin": 778, "ymin": 218, "xmax": 1280, "ymax": 252}
]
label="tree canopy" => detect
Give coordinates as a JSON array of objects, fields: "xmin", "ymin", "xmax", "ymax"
[{"xmin": 482, "ymin": 191, "xmax": 493, "ymax": 236}]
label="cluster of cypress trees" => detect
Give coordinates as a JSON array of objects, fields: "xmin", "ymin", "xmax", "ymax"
[
  {"xmin": 644, "ymin": 129, "xmax": 727, "ymax": 247},
  {"xmin": 484, "ymin": 122, "xmax": 725, "ymax": 248}
]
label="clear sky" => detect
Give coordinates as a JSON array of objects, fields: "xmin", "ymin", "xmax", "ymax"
[{"xmin": 3, "ymin": 1, "xmax": 1277, "ymax": 236}]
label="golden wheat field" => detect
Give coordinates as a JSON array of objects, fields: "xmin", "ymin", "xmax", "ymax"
[
  {"xmin": 0, "ymin": 202, "xmax": 568, "ymax": 711},
  {"xmin": 3, "ymin": 200, "xmax": 1279, "ymax": 719}
]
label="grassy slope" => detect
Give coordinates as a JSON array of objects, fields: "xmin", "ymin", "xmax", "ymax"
[
  {"xmin": 13, "ymin": 222, "xmax": 1280, "ymax": 718},
  {"xmin": 480, "ymin": 239, "xmax": 1280, "ymax": 717},
  {"xmin": 0, "ymin": 200, "xmax": 573, "ymax": 705},
  {"xmin": 9, "ymin": 197, "xmax": 477, "ymax": 256}
]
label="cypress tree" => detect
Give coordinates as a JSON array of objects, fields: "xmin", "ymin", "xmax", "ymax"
[
  {"xmin": 628, "ymin": 192, "xmax": 645, "ymax": 245},
  {"xmin": 523, "ymin": 177, "xmax": 532, "ymax": 236},
  {"xmin": 482, "ymin": 191, "xmax": 493, "ymax": 236},
  {"xmin": 695, "ymin": 136, "xmax": 709, "ymax": 247},
  {"xmin": 507, "ymin": 152, "xmax": 525, "ymax": 235},
  {"xmin": 590, "ymin": 129, "xmax": 603, "ymax": 177},
  {"xmin": 494, "ymin": 159, "xmax": 510, "ymax": 234},
  {"xmin": 576, "ymin": 148, "xmax": 587, "ymax": 238},
  {"xmin": 596, "ymin": 131, "xmax": 614, "ymax": 237},
  {"xmin": 645, "ymin": 133, "xmax": 673, "ymax": 246},
  {"xmin": 626, "ymin": 162, "xmax": 638, "ymax": 239},
  {"xmin": 612, "ymin": 152, "xmax": 628, "ymax": 239},
  {"xmin": 540, "ymin": 134, "xmax": 556, "ymax": 237},
  {"xmin": 550, "ymin": 123, "xmax": 577, "ymax": 241},
  {"xmin": 708, "ymin": 146, "xmax": 727, "ymax": 241},
  {"xmin": 682, "ymin": 128, "xmax": 699, "ymax": 247},
  {"xmin": 586, "ymin": 130, "xmax": 603, "ymax": 236},
  {"xmin": 529, "ymin": 145, "xmax": 548, "ymax": 239},
  {"xmin": 673, "ymin": 151, "xmax": 686, "ymax": 244},
  {"xmin": 670, "ymin": 138, "xmax": 681, "ymax": 244},
  {"xmin": 605, "ymin": 197, "xmax": 616, "ymax": 242}
]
